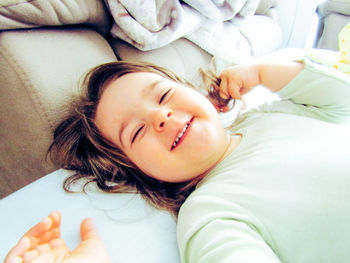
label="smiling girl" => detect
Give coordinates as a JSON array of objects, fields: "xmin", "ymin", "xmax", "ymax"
[{"xmin": 5, "ymin": 54, "xmax": 350, "ymax": 263}]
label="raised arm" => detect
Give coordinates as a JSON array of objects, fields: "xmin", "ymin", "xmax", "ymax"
[
  {"xmin": 216, "ymin": 56, "xmax": 350, "ymax": 123},
  {"xmin": 218, "ymin": 60, "xmax": 304, "ymax": 100}
]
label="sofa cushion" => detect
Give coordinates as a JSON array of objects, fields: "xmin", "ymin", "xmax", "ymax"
[
  {"xmin": 256, "ymin": 0, "xmax": 279, "ymax": 16},
  {"xmin": 109, "ymin": 15, "xmax": 282, "ymax": 81},
  {"xmin": 0, "ymin": 27, "xmax": 117, "ymax": 198},
  {"xmin": 109, "ymin": 37, "xmax": 212, "ymax": 87},
  {"xmin": 235, "ymin": 15, "xmax": 282, "ymax": 56},
  {"xmin": 0, "ymin": 0, "xmax": 112, "ymax": 35}
]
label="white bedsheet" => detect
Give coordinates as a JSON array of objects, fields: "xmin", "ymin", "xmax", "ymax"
[{"xmin": 0, "ymin": 169, "xmax": 180, "ymax": 262}]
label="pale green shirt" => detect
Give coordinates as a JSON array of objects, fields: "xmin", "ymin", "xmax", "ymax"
[{"xmin": 177, "ymin": 59, "xmax": 350, "ymax": 263}]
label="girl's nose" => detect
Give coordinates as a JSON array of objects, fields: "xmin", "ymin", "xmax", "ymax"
[{"xmin": 152, "ymin": 108, "xmax": 172, "ymax": 132}]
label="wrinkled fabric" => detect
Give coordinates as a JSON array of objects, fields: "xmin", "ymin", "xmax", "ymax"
[{"xmin": 104, "ymin": 0, "xmax": 261, "ymax": 62}]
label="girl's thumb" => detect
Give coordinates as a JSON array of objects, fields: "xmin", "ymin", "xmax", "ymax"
[{"xmin": 80, "ymin": 218, "xmax": 100, "ymax": 241}]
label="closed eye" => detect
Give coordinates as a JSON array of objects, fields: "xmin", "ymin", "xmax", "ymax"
[
  {"xmin": 159, "ymin": 88, "xmax": 172, "ymax": 104},
  {"xmin": 131, "ymin": 125, "xmax": 144, "ymax": 144}
]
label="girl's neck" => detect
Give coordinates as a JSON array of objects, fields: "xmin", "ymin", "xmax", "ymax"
[
  {"xmin": 199, "ymin": 133, "xmax": 242, "ymax": 179},
  {"xmin": 220, "ymin": 133, "xmax": 242, "ymax": 162}
]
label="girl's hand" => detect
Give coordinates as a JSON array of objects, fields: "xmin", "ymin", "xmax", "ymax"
[
  {"xmin": 219, "ymin": 63, "xmax": 261, "ymax": 101},
  {"xmin": 5, "ymin": 211, "xmax": 111, "ymax": 263}
]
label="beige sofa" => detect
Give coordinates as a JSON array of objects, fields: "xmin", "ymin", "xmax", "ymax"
[{"xmin": 0, "ymin": 0, "xmax": 318, "ymax": 198}]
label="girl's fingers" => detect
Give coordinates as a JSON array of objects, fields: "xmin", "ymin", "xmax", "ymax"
[
  {"xmin": 220, "ymin": 75, "xmax": 242, "ymax": 100},
  {"xmin": 5, "ymin": 237, "xmax": 30, "ymax": 263},
  {"xmin": 49, "ymin": 211, "xmax": 61, "ymax": 230},
  {"xmin": 49, "ymin": 239, "xmax": 70, "ymax": 261},
  {"xmin": 25, "ymin": 211, "xmax": 60, "ymax": 238},
  {"xmin": 5, "ymin": 212, "xmax": 63, "ymax": 263},
  {"xmin": 49, "ymin": 238, "xmax": 69, "ymax": 250},
  {"xmin": 23, "ymin": 217, "xmax": 52, "ymax": 246},
  {"xmin": 227, "ymin": 78, "xmax": 242, "ymax": 100},
  {"xmin": 36, "ymin": 244, "xmax": 52, "ymax": 253},
  {"xmin": 30, "ymin": 253, "xmax": 55, "ymax": 263},
  {"xmin": 49, "ymin": 212, "xmax": 61, "ymax": 240},
  {"xmin": 22, "ymin": 250, "xmax": 39, "ymax": 263},
  {"xmin": 50, "ymin": 228, "xmax": 61, "ymax": 240},
  {"xmin": 26, "ymin": 211, "xmax": 61, "ymax": 245},
  {"xmin": 80, "ymin": 218, "xmax": 100, "ymax": 241},
  {"xmin": 219, "ymin": 77, "xmax": 230, "ymax": 99},
  {"xmin": 5, "ymin": 256, "xmax": 23, "ymax": 263}
]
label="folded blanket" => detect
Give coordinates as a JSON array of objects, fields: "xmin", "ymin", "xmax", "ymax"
[
  {"xmin": 104, "ymin": 0, "xmax": 261, "ymax": 63},
  {"xmin": 105, "ymin": 0, "xmax": 202, "ymax": 50}
]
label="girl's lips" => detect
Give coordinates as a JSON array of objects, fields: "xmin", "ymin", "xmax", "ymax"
[{"xmin": 170, "ymin": 117, "xmax": 194, "ymax": 151}]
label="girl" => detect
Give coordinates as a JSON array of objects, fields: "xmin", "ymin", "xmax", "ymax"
[{"xmin": 5, "ymin": 53, "xmax": 350, "ymax": 263}]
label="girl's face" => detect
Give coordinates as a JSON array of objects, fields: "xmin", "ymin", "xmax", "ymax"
[{"xmin": 95, "ymin": 72, "xmax": 230, "ymax": 183}]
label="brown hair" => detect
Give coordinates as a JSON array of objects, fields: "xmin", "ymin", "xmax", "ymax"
[{"xmin": 48, "ymin": 61, "xmax": 204, "ymax": 217}]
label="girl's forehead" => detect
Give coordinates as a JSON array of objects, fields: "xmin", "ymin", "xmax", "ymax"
[
  {"xmin": 105, "ymin": 72, "xmax": 167, "ymax": 94},
  {"xmin": 118, "ymin": 71, "xmax": 166, "ymax": 84},
  {"xmin": 99, "ymin": 72, "xmax": 170, "ymax": 112}
]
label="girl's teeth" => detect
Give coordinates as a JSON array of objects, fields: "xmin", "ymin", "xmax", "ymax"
[{"xmin": 173, "ymin": 123, "xmax": 190, "ymax": 148}]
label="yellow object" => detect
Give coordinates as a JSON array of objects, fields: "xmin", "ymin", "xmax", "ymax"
[
  {"xmin": 339, "ymin": 22, "xmax": 350, "ymax": 64},
  {"xmin": 306, "ymin": 22, "xmax": 350, "ymax": 74}
]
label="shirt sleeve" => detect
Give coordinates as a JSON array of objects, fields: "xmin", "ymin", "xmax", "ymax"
[
  {"xmin": 177, "ymin": 195, "xmax": 282, "ymax": 263},
  {"xmin": 179, "ymin": 217, "xmax": 281, "ymax": 263},
  {"xmin": 263, "ymin": 58, "xmax": 350, "ymax": 124}
]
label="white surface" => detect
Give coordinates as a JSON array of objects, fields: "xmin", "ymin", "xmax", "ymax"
[
  {"xmin": 0, "ymin": 169, "xmax": 180, "ymax": 263},
  {"xmin": 275, "ymin": 0, "xmax": 318, "ymax": 48}
]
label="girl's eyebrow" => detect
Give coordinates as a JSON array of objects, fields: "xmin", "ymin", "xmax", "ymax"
[{"xmin": 141, "ymin": 79, "xmax": 164, "ymax": 98}]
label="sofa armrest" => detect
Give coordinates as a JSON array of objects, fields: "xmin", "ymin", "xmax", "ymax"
[
  {"xmin": 317, "ymin": 0, "xmax": 350, "ymax": 18},
  {"xmin": 315, "ymin": 0, "xmax": 350, "ymax": 50},
  {"xmin": 0, "ymin": 27, "xmax": 117, "ymax": 198},
  {"xmin": 0, "ymin": 0, "xmax": 112, "ymax": 35}
]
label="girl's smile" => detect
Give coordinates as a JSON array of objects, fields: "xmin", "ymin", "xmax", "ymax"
[
  {"xmin": 171, "ymin": 116, "xmax": 194, "ymax": 151},
  {"xmin": 95, "ymin": 71, "xmax": 238, "ymax": 182}
]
